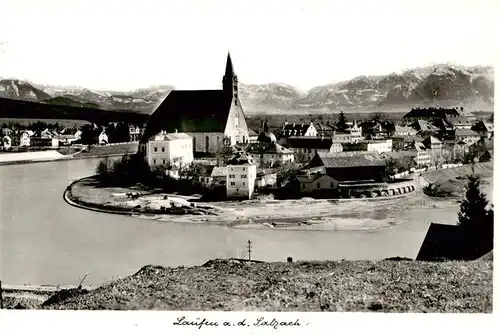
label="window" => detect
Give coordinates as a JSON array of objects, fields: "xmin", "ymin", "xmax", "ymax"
[
  {"xmin": 230, "ymin": 182, "xmax": 235, "ymax": 186},
  {"xmin": 302, "ymin": 184, "xmax": 306, "ymax": 189},
  {"xmin": 242, "ymin": 182, "xmax": 246, "ymax": 186},
  {"xmin": 163, "ymin": 159, "xmax": 166, "ymax": 164},
  {"xmin": 153, "ymin": 159, "xmax": 157, "ymax": 164},
  {"xmin": 241, "ymin": 175, "xmax": 246, "ymax": 178},
  {"xmin": 230, "ymin": 168, "xmax": 234, "ymax": 172},
  {"xmin": 162, "ymin": 147, "xmax": 165, "ymax": 152},
  {"xmin": 331, "ymin": 182, "xmax": 334, "ymax": 188},
  {"xmin": 154, "ymin": 147, "xmax": 157, "ymax": 152},
  {"xmin": 317, "ymin": 183, "xmax": 320, "ymax": 188},
  {"xmin": 229, "ymin": 174, "xmax": 235, "ymax": 178},
  {"xmin": 242, "ymin": 167, "xmax": 246, "ymax": 171}
]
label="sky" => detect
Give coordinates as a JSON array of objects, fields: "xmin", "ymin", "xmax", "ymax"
[{"xmin": 0, "ymin": 0, "xmax": 498, "ymax": 92}]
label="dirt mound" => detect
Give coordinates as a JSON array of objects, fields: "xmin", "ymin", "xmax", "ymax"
[
  {"xmin": 478, "ymin": 251, "xmax": 493, "ymax": 261},
  {"xmin": 202, "ymin": 258, "xmax": 264, "ymax": 268},
  {"xmin": 383, "ymin": 257, "xmax": 414, "ymax": 261},
  {"xmin": 42, "ymin": 287, "xmax": 89, "ymax": 307}
]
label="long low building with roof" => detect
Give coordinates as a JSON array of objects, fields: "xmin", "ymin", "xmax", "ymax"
[{"xmin": 307, "ymin": 151, "xmax": 387, "ymax": 182}]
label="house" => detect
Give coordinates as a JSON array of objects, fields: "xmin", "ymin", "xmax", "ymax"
[
  {"xmin": 139, "ymin": 53, "xmax": 250, "ymax": 154},
  {"xmin": 199, "ymin": 166, "xmax": 228, "ymax": 188},
  {"xmin": 56, "ymin": 134, "xmax": 78, "ymax": 146},
  {"xmin": 255, "ymin": 169, "xmax": 277, "ymax": 189},
  {"xmin": 307, "ymin": 152, "xmax": 386, "ymax": 182},
  {"xmin": 2, "ymin": 135, "xmax": 12, "ymax": 149},
  {"xmin": 281, "ymin": 121, "xmax": 317, "ymax": 137},
  {"xmin": 331, "ymin": 131, "xmax": 353, "ymax": 143},
  {"xmin": 422, "ymin": 136, "xmax": 442, "ymax": 151},
  {"xmin": 247, "ymin": 128, "xmax": 294, "ymax": 167},
  {"xmin": 367, "ymin": 139, "xmax": 392, "ymax": 153},
  {"xmin": 342, "ymin": 139, "xmax": 392, "ymax": 154},
  {"xmin": 98, "ymin": 131, "xmax": 109, "ymax": 145},
  {"xmin": 360, "ymin": 120, "xmax": 394, "ymax": 139},
  {"xmin": 416, "ymin": 222, "xmax": 493, "ymax": 261},
  {"xmin": 413, "ymin": 120, "xmax": 440, "ymax": 135},
  {"xmin": 314, "ymin": 122, "xmax": 336, "ymax": 137},
  {"xmin": 287, "ymin": 135, "xmax": 343, "ymax": 163},
  {"xmin": 415, "ymin": 142, "xmax": 431, "ymax": 167},
  {"xmin": 393, "ymin": 125, "xmax": 417, "ymax": 137},
  {"xmin": 347, "ymin": 121, "xmax": 363, "ymax": 141},
  {"xmin": 226, "ymin": 151, "xmax": 257, "ymax": 199},
  {"xmin": 449, "ymin": 116, "xmax": 475, "ymax": 130},
  {"xmin": 454, "ymin": 129, "xmax": 481, "ymax": 145},
  {"xmin": 145, "ymin": 131, "xmax": 194, "ymax": 168},
  {"xmin": 403, "ymin": 107, "xmax": 460, "ymax": 122},
  {"xmin": 289, "ymin": 171, "xmax": 339, "ymax": 195},
  {"xmin": 19, "ymin": 131, "xmax": 32, "ymax": 146},
  {"xmin": 129, "ymin": 125, "xmax": 142, "ymax": 142},
  {"xmin": 471, "ymin": 121, "xmax": 494, "ymax": 139},
  {"xmin": 248, "ymin": 128, "xmax": 259, "ymax": 143}
]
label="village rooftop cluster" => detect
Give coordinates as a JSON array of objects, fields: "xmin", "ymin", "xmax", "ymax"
[{"xmin": 1, "ymin": 54, "xmax": 494, "ymax": 200}]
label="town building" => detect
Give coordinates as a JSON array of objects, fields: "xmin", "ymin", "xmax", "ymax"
[
  {"xmin": 403, "ymin": 107, "xmax": 460, "ymax": 123},
  {"xmin": 367, "ymin": 139, "xmax": 392, "ymax": 153},
  {"xmin": 199, "ymin": 166, "xmax": 228, "ymax": 188},
  {"xmin": 393, "ymin": 125, "xmax": 417, "ymax": 137},
  {"xmin": 255, "ymin": 169, "xmax": 277, "ymax": 189},
  {"xmin": 129, "ymin": 125, "xmax": 142, "ymax": 142},
  {"xmin": 19, "ymin": 131, "xmax": 32, "ymax": 146},
  {"xmin": 415, "ymin": 142, "xmax": 431, "ymax": 167},
  {"xmin": 98, "ymin": 131, "xmax": 109, "ymax": 145},
  {"xmin": 314, "ymin": 122, "xmax": 336, "ymax": 137},
  {"xmin": 145, "ymin": 131, "xmax": 194, "ymax": 168},
  {"xmin": 248, "ymin": 128, "xmax": 259, "ymax": 143},
  {"xmin": 290, "ymin": 171, "xmax": 339, "ymax": 195},
  {"xmin": 341, "ymin": 139, "xmax": 392, "ymax": 154},
  {"xmin": 247, "ymin": 127, "xmax": 294, "ymax": 167},
  {"xmin": 454, "ymin": 129, "xmax": 481, "ymax": 145},
  {"xmin": 287, "ymin": 136, "xmax": 343, "ymax": 163},
  {"xmin": 348, "ymin": 121, "xmax": 364, "ymax": 141},
  {"xmin": 2, "ymin": 135, "xmax": 12, "ymax": 149},
  {"xmin": 307, "ymin": 152, "xmax": 387, "ymax": 182},
  {"xmin": 280, "ymin": 121, "xmax": 318, "ymax": 137},
  {"xmin": 471, "ymin": 121, "xmax": 494, "ymax": 139},
  {"xmin": 139, "ymin": 53, "xmax": 250, "ymax": 154},
  {"xmin": 226, "ymin": 151, "xmax": 257, "ymax": 199}
]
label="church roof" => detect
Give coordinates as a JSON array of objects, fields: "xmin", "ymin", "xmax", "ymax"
[{"xmin": 140, "ymin": 89, "xmax": 232, "ymax": 143}]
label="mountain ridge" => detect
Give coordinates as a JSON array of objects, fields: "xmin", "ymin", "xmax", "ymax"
[{"xmin": 0, "ymin": 64, "xmax": 494, "ymax": 114}]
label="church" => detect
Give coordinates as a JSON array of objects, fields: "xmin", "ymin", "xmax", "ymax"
[{"xmin": 139, "ymin": 53, "xmax": 250, "ymax": 154}]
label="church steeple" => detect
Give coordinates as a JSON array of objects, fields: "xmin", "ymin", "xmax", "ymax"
[{"xmin": 222, "ymin": 52, "xmax": 239, "ymax": 102}]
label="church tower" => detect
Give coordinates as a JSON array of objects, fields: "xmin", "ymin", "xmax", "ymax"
[{"xmin": 222, "ymin": 52, "xmax": 239, "ymax": 104}]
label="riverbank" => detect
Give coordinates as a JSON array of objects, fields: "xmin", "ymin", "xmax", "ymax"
[
  {"xmin": 66, "ymin": 175, "xmax": 435, "ymax": 231},
  {"xmin": 5, "ymin": 258, "xmax": 493, "ymax": 312},
  {"xmin": 0, "ymin": 143, "xmax": 138, "ymax": 166}
]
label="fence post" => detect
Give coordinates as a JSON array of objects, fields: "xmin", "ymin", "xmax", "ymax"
[{"xmin": 0, "ymin": 280, "xmax": 3, "ymax": 309}]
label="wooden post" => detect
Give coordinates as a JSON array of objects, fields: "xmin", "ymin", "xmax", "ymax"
[
  {"xmin": 247, "ymin": 240, "xmax": 252, "ymax": 261},
  {"xmin": 0, "ymin": 280, "xmax": 3, "ymax": 309}
]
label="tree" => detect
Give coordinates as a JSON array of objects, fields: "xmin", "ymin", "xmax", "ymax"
[
  {"xmin": 384, "ymin": 158, "xmax": 397, "ymax": 180},
  {"xmin": 336, "ymin": 111, "xmax": 348, "ymax": 132},
  {"xmin": 80, "ymin": 124, "xmax": 99, "ymax": 145},
  {"xmin": 215, "ymin": 145, "xmax": 234, "ymax": 167},
  {"xmin": 276, "ymin": 162, "xmax": 300, "ymax": 187},
  {"xmin": 457, "ymin": 175, "xmax": 494, "ymax": 259}
]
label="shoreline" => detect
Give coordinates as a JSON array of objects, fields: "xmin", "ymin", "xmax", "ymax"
[
  {"xmin": 0, "ymin": 152, "xmax": 128, "ymax": 166},
  {"xmin": 64, "ymin": 175, "xmax": 427, "ymax": 231}
]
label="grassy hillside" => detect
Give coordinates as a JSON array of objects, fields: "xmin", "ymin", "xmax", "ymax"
[{"xmin": 40, "ymin": 259, "xmax": 492, "ymax": 312}]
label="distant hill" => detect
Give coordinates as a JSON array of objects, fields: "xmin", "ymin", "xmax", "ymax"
[{"xmin": 2, "ymin": 63, "xmax": 494, "ymax": 116}]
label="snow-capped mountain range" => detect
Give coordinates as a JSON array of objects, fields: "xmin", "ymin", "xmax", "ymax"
[{"xmin": 0, "ymin": 64, "xmax": 494, "ymax": 114}]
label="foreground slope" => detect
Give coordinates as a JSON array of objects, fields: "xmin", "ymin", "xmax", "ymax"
[{"xmin": 44, "ymin": 259, "xmax": 492, "ymax": 312}]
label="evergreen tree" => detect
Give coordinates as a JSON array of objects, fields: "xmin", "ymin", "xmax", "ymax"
[
  {"xmin": 457, "ymin": 175, "xmax": 494, "ymax": 259},
  {"xmin": 336, "ymin": 111, "xmax": 347, "ymax": 132}
]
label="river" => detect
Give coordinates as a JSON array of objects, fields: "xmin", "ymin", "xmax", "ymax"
[{"xmin": 0, "ymin": 158, "xmax": 491, "ymax": 286}]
